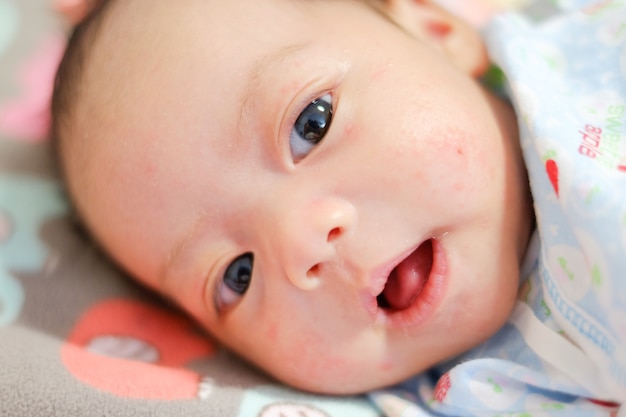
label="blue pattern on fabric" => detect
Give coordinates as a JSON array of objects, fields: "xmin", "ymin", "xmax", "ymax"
[{"xmin": 369, "ymin": 1, "xmax": 626, "ymax": 415}]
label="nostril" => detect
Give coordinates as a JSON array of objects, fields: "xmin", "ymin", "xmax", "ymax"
[
  {"xmin": 327, "ymin": 227, "xmax": 341, "ymax": 242},
  {"xmin": 307, "ymin": 264, "xmax": 321, "ymax": 279},
  {"xmin": 301, "ymin": 264, "xmax": 322, "ymax": 290}
]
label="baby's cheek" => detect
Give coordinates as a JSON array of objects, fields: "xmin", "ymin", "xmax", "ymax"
[
  {"xmin": 264, "ymin": 322, "xmax": 279, "ymax": 343},
  {"xmin": 368, "ymin": 62, "xmax": 392, "ymax": 83},
  {"xmin": 437, "ymin": 129, "xmax": 493, "ymax": 193}
]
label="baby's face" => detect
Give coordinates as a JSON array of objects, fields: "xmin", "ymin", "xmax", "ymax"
[{"xmin": 67, "ymin": 0, "xmax": 532, "ymax": 393}]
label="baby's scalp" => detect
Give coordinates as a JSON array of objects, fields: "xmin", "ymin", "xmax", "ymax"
[
  {"xmin": 52, "ymin": 0, "xmax": 531, "ymax": 394},
  {"xmin": 52, "ymin": 0, "xmax": 115, "ymax": 174}
]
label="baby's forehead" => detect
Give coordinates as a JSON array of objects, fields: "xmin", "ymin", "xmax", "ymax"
[
  {"xmin": 83, "ymin": 1, "xmax": 307, "ymax": 106},
  {"xmin": 79, "ymin": 0, "xmax": 390, "ymax": 142}
]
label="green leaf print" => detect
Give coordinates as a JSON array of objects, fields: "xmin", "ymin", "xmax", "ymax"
[{"xmin": 558, "ymin": 257, "xmax": 575, "ymax": 280}]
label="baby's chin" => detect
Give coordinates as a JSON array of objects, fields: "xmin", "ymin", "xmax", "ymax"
[
  {"xmin": 259, "ymin": 315, "xmax": 514, "ymax": 395},
  {"xmin": 259, "ymin": 358, "xmax": 421, "ymax": 395},
  {"xmin": 275, "ymin": 371, "xmax": 385, "ymax": 396}
]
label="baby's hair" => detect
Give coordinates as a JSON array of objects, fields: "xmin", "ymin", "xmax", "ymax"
[{"xmin": 51, "ymin": 0, "xmax": 117, "ymax": 175}]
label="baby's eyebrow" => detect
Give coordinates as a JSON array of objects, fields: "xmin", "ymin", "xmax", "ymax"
[{"xmin": 236, "ymin": 43, "xmax": 308, "ymax": 138}]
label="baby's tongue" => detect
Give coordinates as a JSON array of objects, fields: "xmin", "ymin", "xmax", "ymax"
[{"xmin": 382, "ymin": 240, "xmax": 433, "ymax": 311}]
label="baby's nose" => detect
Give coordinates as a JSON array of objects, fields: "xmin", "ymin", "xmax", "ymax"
[{"xmin": 276, "ymin": 196, "xmax": 356, "ymax": 290}]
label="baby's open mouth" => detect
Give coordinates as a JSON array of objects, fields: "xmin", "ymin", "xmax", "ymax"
[{"xmin": 376, "ymin": 239, "xmax": 434, "ymax": 311}]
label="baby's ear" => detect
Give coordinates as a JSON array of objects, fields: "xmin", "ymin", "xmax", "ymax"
[{"xmin": 384, "ymin": 0, "xmax": 489, "ymax": 77}]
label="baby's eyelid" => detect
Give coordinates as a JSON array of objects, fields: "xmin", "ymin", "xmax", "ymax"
[
  {"xmin": 210, "ymin": 260, "xmax": 227, "ymax": 316},
  {"xmin": 212, "ymin": 286, "xmax": 223, "ymax": 316},
  {"xmin": 208, "ymin": 254, "xmax": 234, "ymax": 317}
]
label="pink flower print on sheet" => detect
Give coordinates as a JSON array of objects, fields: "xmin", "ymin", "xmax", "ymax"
[
  {"xmin": 61, "ymin": 298, "xmax": 217, "ymax": 399},
  {"xmin": 0, "ymin": 37, "xmax": 65, "ymax": 141}
]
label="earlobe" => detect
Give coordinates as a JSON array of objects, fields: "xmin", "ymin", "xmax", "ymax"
[{"xmin": 383, "ymin": 0, "xmax": 489, "ymax": 77}]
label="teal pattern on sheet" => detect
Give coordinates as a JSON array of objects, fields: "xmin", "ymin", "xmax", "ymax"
[{"xmin": 0, "ymin": 175, "xmax": 67, "ymax": 325}]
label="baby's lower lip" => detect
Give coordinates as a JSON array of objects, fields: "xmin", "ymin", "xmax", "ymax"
[{"xmin": 374, "ymin": 238, "xmax": 447, "ymax": 329}]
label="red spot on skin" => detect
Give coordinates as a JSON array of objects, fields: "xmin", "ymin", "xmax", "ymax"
[
  {"xmin": 378, "ymin": 361, "xmax": 394, "ymax": 371},
  {"xmin": 342, "ymin": 123, "xmax": 362, "ymax": 146},
  {"xmin": 545, "ymin": 159, "xmax": 559, "ymax": 196},
  {"xmin": 369, "ymin": 63, "xmax": 391, "ymax": 82},
  {"xmin": 434, "ymin": 372, "xmax": 451, "ymax": 402},
  {"xmin": 266, "ymin": 323, "xmax": 278, "ymax": 342},
  {"xmin": 426, "ymin": 21, "xmax": 451, "ymax": 38},
  {"xmin": 143, "ymin": 160, "xmax": 158, "ymax": 176}
]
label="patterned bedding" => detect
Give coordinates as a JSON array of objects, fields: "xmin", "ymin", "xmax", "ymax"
[{"xmin": 0, "ymin": 0, "xmax": 541, "ymax": 415}]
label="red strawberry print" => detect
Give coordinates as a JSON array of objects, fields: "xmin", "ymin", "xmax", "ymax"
[
  {"xmin": 546, "ymin": 159, "xmax": 559, "ymax": 196},
  {"xmin": 434, "ymin": 373, "xmax": 452, "ymax": 402}
]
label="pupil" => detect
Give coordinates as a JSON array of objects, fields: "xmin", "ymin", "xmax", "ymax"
[
  {"xmin": 296, "ymin": 98, "xmax": 332, "ymax": 143},
  {"xmin": 225, "ymin": 253, "xmax": 253, "ymax": 294}
]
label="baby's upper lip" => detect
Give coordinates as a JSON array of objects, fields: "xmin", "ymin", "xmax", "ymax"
[
  {"xmin": 362, "ymin": 244, "xmax": 421, "ymax": 315},
  {"xmin": 370, "ymin": 246, "xmax": 419, "ymax": 295}
]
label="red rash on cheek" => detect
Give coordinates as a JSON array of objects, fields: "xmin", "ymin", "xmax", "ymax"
[
  {"xmin": 265, "ymin": 322, "xmax": 279, "ymax": 343},
  {"xmin": 342, "ymin": 123, "xmax": 360, "ymax": 142},
  {"xmin": 369, "ymin": 63, "xmax": 392, "ymax": 82},
  {"xmin": 378, "ymin": 360, "xmax": 394, "ymax": 372},
  {"xmin": 143, "ymin": 161, "xmax": 158, "ymax": 177}
]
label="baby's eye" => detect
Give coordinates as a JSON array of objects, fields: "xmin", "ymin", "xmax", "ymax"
[
  {"xmin": 215, "ymin": 252, "xmax": 254, "ymax": 311},
  {"xmin": 289, "ymin": 94, "xmax": 333, "ymax": 162}
]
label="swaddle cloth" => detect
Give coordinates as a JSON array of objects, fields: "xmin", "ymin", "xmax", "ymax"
[{"xmin": 370, "ymin": 1, "xmax": 626, "ymax": 415}]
